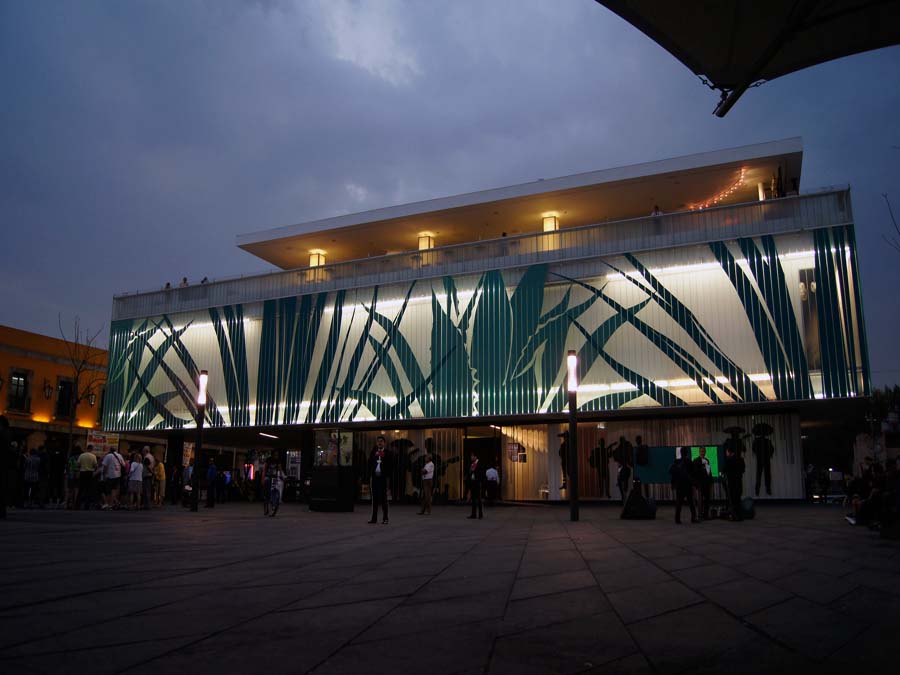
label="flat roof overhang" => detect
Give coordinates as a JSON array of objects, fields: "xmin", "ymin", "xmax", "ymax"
[
  {"xmin": 132, "ymin": 396, "xmax": 862, "ymax": 449},
  {"xmin": 237, "ymin": 138, "xmax": 803, "ymax": 270}
]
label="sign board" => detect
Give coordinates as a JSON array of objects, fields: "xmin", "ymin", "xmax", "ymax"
[
  {"xmin": 86, "ymin": 431, "xmax": 119, "ymax": 456},
  {"xmin": 183, "ymin": 441, "xmax": 195, "ymax": 467}
]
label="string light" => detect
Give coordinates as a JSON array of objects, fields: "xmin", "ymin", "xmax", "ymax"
[{"xmin": 690, "ymin": 168, "xmax": 747, "ymax": 210}]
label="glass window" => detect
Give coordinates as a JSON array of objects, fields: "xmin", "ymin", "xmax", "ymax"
[
  {"xmin": 7, "ymin": 369, "xmax": 31, "ymax": 412},
  {"xmin": 55, "ymin": 378, "xmax": 74, "ymax": 419}
]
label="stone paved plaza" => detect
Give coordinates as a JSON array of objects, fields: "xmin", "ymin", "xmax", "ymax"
[{"xmin": 1, "ymin": 502, "xmax": 899, "ymax": 674}]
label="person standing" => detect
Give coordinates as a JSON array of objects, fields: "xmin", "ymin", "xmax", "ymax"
[
  {"xmin": 485, "ymin": 464, "xmax": 500, "ymax": 503},
  {"xmin": 101, "ymin": 446, "xmax": 125, "ymax": 510},
  {"xmin": 23, "ymin": 448, "xmax": 41, "ymax": 508},
  {"xmin": 466, "ymin": 455, "xmax": 484, "ymax": 520},
  {"xmin": 368, "ymin": 436, "xmax": 391, "ymax": 524},
  {"xmin": 557, "ymin": 432, "xmax": 569, "ymax": 490},
  {"xmin": 615, "ymin": 437, "xmax": 633, "ymax": 505},
  {"xmin": 670, "ymin": 447, "xmax": 698, "ymax": 524},
  {"xmin": 267, "ymin": 460, "xmax": 285, "ymax": 517},
  {"xmin": 127, "ymin": 451, "xmax": 143, "ymax": 509},
  {"xmin": 419, "ymin": 452, "xmax": 435, "ymax": 515},
  {"xmin": 153, "ymin": 460, "xmax": 166, "ymax": 506},
  {"xmin": 37, "ymin": 445, "xmax": 50, "ymax": 508},
  {"xmin": 65, "ymin": 447, "xmax": 80, "ymax": 509},
  {"xmin": 48, "ymin": 443, "xmax": 66, "ymax": 508},
  {"xmin": 170, "ymin": 464, "xmax": 182, "ymax": 506},
  {"xmin": 724, "ymin": 446, "xmax": 746, "ymax": 521},
  {"xmin": 752, "ymin": 424, "xmax": 775, "ymax": 496},
  {"xmin": 0, "ymin": 416, "xmax": 9, "ymax": 518},
  {"xmin": 205, "ymin": 457, "xmax": 217, "ymax": 508},
  {"xmin": 77, "ymin": 445, "xmax": 98, "ymax": 509},
  {"xmin": 692, "ymin": 447, "xmax": 713, "ymax": 520}
]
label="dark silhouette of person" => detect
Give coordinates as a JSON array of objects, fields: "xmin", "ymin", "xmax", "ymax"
[
  {"xmin": 0, "ymin": 416, "xmax": 9, "ymax": 519},
  {"xmin": 724, "ymin": 446, "xmax": 746, "ymax": 521},
  {"xmin": 670, "ymin": 447, "xmax": 698, "ymax": 524},
  {"xmin": 692, "ymin": 447, "xmax": 713, "ymax": 519},
  {"xmin": 368, "ymin": 436, "xmax": 392, "ymax": 524},
  {"xmin": 723, "ymin": 426, "xmax": 746, "ymax": 457},
  {"xmin": 466, "ymin": 455, "xmax": 485, "ymax": 519},
  {"xmin": 621, "ymin": 477, "xmax": 656, "ymax": 520},
  {"xmin": 752, "ymin": 423, "xmax": 775, "ymax": 496},
  {"xmin": 614, "ymin": 436, "xmax": 633, "ymax": 504},
  {"xmin": 634, "ymin": 435, "xmax": 649, "ymax": 466},
  {"xmin": 557, "ymin": 432, "xmax": 568, "ymax": 490},
  {"xmin": 589, "ymin": 438, "xmax": 611, "ymax": 497}
]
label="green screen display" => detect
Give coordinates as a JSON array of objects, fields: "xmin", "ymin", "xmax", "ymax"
[{"xmin": 689, "ymin": 446, "xmax": 719, "ymax": 477}]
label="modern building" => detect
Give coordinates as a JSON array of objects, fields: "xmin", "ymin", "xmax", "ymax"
[{"xmin": 104, "ymin": 138, "xmax": 870, "ymax": 502}]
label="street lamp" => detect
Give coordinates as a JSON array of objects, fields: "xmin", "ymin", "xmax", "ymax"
[
  {"xmin": 566, "ymin": 350, "xmax": 579, "ymax": 522},
  {"xmin": 191, "ymin": 370, "xmax": 208, "ymax": 512}
]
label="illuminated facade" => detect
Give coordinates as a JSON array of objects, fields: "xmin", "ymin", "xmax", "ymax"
[{"xmin": 104, "ymin": 139, "xmax": 869, "ymax": 501}]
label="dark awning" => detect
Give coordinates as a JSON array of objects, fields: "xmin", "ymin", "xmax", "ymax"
[{"xmin": 595, "ymin": 0, "xmax": 900, "ymax": 116}]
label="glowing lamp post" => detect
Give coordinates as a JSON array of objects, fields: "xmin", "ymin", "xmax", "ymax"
[
  {"xmin": 191, "ymin": 370, "xmax": 208, "ymax": 512},
  {"xmin": 567, "ymin": 350, "xmax": 579, "ymax": 522}
]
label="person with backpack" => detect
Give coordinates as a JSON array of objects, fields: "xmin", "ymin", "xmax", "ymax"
[{"xmin": 670, "ymin": 446, "xmax": 698, "ymax": 524}]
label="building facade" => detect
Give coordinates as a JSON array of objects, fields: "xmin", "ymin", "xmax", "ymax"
[
  {"xmin": 103, "ymin": 139, "xmax": 870, "ymax": 502},
  {"xmin": 1, "ymin": 325, "xmax": 107, "ymax": 452}
]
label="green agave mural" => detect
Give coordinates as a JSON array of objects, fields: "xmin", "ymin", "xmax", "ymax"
[{"xmin": 103, "ymin": 225, "xmax": 869, "ymax": 432}]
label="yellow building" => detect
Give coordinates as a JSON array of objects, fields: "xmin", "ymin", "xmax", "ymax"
[{"xmin": 0, "ymin": 324, "xmax": 106, "ymax": 451}]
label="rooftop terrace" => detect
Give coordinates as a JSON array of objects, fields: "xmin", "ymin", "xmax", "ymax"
[{"xmin": 112, "ymin": 188, "xmax": 851, "ymax": 321}]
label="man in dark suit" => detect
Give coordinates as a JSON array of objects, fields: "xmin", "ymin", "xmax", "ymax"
[
  {"xmin": 692, "ymin": 447, "xmax": 713, "ymax": 520},
  {"xmin": 724, "ymin": 446, "xmax": 745, "ymax": 521},
  {"xmin": 368, "ymin": 436, "xmax": 392, "ymax": 524},
  {"xmin": 466, "ymin": 455, "xmax": 484, "ymax": 519}
]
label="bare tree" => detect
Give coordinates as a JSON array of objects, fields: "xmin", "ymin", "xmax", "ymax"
[
  {"xmin": 58, "ymin": 315, "xmax": 106, "ymax": 455},
  {"xmin": 884, "ymin": 194, "xmax": 900, "ymax": 255}
]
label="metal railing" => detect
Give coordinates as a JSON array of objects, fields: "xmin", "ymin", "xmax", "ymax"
[{"xmin": 112, "ymin": 189, "xmax": 852, "ymax": 320}]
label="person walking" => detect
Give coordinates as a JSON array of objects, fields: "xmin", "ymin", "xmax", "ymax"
[
  {"xmin": 467, "ymin": 455, "xmax": 484, "ymax": 520},
  {"xmin": 418, "ymin": 452, "xmax": 435, "ymax": 515},
  {"xmin": 724, "ymin": 446, "xmax": 746, "ymax": 521},
  {"xmin": 692, "ymin": 447, "xmax": 713, "ymax": 520},
  {"xmin": 368, "ymin": 436, "xmax": 391, "ymax": 524},
  {"xmin": 670, "ymin": 447, "xmax": 698, "ymax": 524},
  {"xmin": 267, "ymin": 460, "xmax": 285, "ymax": 517},
  {"xmin": 77, "ymin": 445, "xmax": 98, "ymax": 509}
]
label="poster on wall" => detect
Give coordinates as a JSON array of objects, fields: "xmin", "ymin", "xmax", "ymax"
[
  {"xmin": 86, "ymin": 431, "xmax": 119, "ymax": 455},
  {"xmin": 183, "ymin": 442, "xmax": 194, "ymax": 467},
  {"xmin": 507, "ymin": 442, "xmax": 526, "ymax": 463}
]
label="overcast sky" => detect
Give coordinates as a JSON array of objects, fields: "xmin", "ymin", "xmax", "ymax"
[{"xmin": 2, "ymin": 0, "xmax": 899, "ymax": 387}]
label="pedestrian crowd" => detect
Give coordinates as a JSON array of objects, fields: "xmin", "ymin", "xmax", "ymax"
[
  {"xmin": 844, "ymin": 456, "xmax": 900, "ymax": 535},
  {"xmin": 5, "ymin": 443, "xmax": 169, "ymax": 511}
]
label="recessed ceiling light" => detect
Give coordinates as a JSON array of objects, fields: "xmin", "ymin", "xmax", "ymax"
[{"xmin": 259, "ymin": 432, "xmax": 279, "ymax": 439}]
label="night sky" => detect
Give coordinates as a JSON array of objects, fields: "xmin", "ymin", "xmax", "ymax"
[{"xmin": 2, "ymin": 1, "xmax": 899, "ymax": 387}]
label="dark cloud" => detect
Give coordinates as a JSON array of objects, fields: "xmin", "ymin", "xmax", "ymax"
[{"xmin": 2, "ymin": 0, "xmax": 898, "ymax": 385}]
